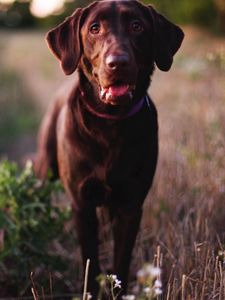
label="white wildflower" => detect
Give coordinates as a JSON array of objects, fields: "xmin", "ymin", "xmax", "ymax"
[
  {"xmin": 143, "ymin": 287, "xmax": 151, "ymax": 294},
  {"xmin": 122, "ymin": 295, "xmax": 135, "ymax": 300},
  {"xmin": 86, "ymin": 292, "xmax": 92, "ymax": 300},
  {"xmin": 137, "ymin": 269, "xmax": 146, "ymax": 278},
  {"xmin": 154, "ymin": 279, "xmax": 162, "ymax": 288},
  {"xmin": 106, "ymin": 274, "xmax": 122, "ymax": 289},
  {"xmin": 114, "ymin": 279, "xmax": 122, "ymax": 289},
  {"xmin": 111, "ymin": 275, "xmax": 117, "ymax": 281},
  {"xmin": 146, "ymin": 265, "xmax": 161, "ymax": 277},
  {"xmin": 154, "ymin": 287, "xmax": 162, "ymax": 295},
  {"xmin": 25, "ymin": 159, "xmax": 33, "ymax": 169}
]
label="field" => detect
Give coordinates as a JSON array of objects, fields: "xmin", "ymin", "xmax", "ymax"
[{"xmin": 0, "ymin": 26, "xmax": 225, "ymax": 299}]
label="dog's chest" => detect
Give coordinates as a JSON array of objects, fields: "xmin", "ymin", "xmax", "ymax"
[
  {"xmin": 68, "ymin": 102, "xmax": 155, "ymax": 188},
  {"xmin": 86, "ymin": 112, "xmax": 151, "ymax": 183}
]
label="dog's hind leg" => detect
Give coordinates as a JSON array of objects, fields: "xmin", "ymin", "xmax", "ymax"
[{"xmin": 35, "ymin": 95, "xmax": 65, "ymax": 179}]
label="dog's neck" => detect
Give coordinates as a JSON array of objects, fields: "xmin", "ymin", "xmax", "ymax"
[{"xmin": 82, "ymin": 95, "xmax": 147, "ymax": 120}]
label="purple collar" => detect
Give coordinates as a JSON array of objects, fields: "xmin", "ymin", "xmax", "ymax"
[{"xmin": 83, "ymin": 96, "xmax": 148, "ymax": 120}]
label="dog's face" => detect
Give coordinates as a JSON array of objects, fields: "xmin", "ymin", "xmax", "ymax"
[
  {"xmin": 47, "ymin": 0, "xmax": 184, "ymax": 106},
  {"xmin": 80, "ymin": 1, "xmax": 155, "ymax": 105}
]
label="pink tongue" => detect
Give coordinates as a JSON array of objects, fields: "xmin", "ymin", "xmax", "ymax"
[{"xmin": 108, "ymin": 85, "xmax": 129, "ymax": 97}]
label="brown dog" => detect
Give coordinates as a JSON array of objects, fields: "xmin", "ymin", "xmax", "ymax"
[{"xmin": 35, "ymin": 0, "xmax": 184, "ymax": 297}]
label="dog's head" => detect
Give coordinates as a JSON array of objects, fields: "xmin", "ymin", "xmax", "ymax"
[{"xmin": 47, "ymin": 0, "xmax": 184, "ymax": 106}]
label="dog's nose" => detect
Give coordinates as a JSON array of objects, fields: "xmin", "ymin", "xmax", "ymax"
[{"xmin": 106, "ymin": 54, "xmax": 130, "ymax": 70}]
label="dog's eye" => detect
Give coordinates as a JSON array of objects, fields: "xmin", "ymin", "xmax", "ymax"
[
  {"xmin": 90, "ymin": 22, "xmax": 101, "ymax": 34},
  {"xmin": 130, "ymin": 20, "xmax": 143, "ymax": 32}
]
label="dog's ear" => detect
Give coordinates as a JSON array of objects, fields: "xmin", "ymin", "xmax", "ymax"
[
  {"xmin": 46, "ymin": 8, "xmax": 83, "ymax": 75},
  {"xmin": 148, "ymin": 6, "xmax": 184, "ymax": 72}
]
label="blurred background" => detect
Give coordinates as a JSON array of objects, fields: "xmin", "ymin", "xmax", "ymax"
[{"xmin": 0, "ymin": 0, "xmax": 225, "ymax": 299}]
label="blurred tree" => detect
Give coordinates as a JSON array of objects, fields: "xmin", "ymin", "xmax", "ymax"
[
  {"xmin": 34, "ymin": 0, "xmax": 92, "ymax": 28},
  {"xmin": 143, "ymin": 0, "xmax": 217, "ymax": 27},
  {"xmin": 0, "ymin": 0, "xmax": 36, "ymax": 28},
  {"xmin": 214, "ymin": 0, "xmax": 225, "ymax": 30},
  {"xmin": 0, "ymin": 0, "xmax": 223, "ymax": 32}
]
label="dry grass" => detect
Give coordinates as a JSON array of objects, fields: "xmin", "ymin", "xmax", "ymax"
[
  {"xmin": 0, "ymin": 26, "xmax": 225, "ymax": 299},
  {"xmin": 137, "ymin": 27, "xmax": 225, "ymax": 299}
]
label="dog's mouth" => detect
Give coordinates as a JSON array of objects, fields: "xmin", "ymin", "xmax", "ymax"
[{"xmin": 99, "ymin": 83, "xmax": 136, "ymax": 105}]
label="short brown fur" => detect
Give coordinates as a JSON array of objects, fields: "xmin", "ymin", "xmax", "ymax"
[{"xmin": 35, "ymin": 0, "xmax": 184, "ymax": 297}]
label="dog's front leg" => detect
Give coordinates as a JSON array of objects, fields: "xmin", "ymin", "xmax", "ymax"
[
  {"xmin": 62, "ymin": 177, "xmax": 102, "ymax": 297},
  {"xmin": 73, "ymin": 205, "xmax": 100, "ymax": 297},
  {"xmin": 73, "ymin": 176, "xmax": 111, "ymax": 297},
  {"xmin": 111, "ymin": 208, "xmax": 142, "ymax": 294}
]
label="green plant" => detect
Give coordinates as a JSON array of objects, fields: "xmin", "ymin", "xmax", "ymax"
[
  {"xmin": 143, "ymin": 0, "xmax": 217, "ymax": 27},
  {"xmin": 0, "ymin": 160, "xmax": 72, "ymax": 296},
  {"xmin": 0, "ymin": 68, "xmax": 39, "ymax": 152}
]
